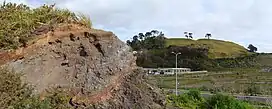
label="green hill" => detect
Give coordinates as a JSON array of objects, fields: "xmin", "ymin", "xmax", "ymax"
[{"xmin": 166, "ymin": 38, "xmax": 251, "ymax": 59}]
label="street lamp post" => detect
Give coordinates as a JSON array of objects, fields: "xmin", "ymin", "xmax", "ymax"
[{"xmin": 172, "ymin": 52, "xmax": 181, "ymax": 96}]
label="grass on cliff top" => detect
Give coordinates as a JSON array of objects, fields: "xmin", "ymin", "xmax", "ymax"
[
  {"xmin": 0, "ymin": 2, "xmax": 92, "ymax": 50},
  {"xmin": 166, "ymin": 38, "xmax": 250, "ymax": 59}
]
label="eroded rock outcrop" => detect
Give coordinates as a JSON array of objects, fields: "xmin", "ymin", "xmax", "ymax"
[
  {"xmin": 89, "ymin": 69, "xmax": 166, "ymax": 109},
  {"xmin": 1, "ymin": 24, "xmax": 165, "ymax": 109}
]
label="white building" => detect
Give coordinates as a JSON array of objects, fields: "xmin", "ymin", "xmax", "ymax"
[{"xmin": 143, "ymin": 68, "xmax": 191, "ymax": 75}]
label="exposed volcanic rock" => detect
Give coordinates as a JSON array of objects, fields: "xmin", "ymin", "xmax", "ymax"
[{"xmin": 1, "ymin": 24, "xmax": 165, "ymax": 108}]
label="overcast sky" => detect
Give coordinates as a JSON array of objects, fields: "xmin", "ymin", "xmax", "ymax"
[{"xmin": 3, "ymin": 0, "xmax": 272, "ymax": 52}]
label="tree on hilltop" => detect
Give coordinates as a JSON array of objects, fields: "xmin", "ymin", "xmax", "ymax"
[
  {"xmin": 205, "ymin": 33, "xmax": 212, "ymax": 39},
  {"xmin": 247, "ymin": 44, "xmax": 257, "ymax": 52},
  {"xmin": 184, "ymin": 32, "xmax": 193, "ymax": 39},
  {"xmin": 184, "ymin": 32, "xmax": 189, "ymax": 39},
  {"xmin": 126, "ymin": 30, "xmax": 166, "ymax": 50},
  {"xmin": 188, "ymin": 32, "xmax": 193, "ymax": 39}
]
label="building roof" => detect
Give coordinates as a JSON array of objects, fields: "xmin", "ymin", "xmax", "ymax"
[{"xmin": 143, "ymin": 68, "xmax": 191, "ymax": 70}]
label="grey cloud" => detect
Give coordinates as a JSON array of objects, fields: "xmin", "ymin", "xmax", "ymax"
[{"xmin": 2, "ymin": 0, "xmax": 272, "ymax": 52}]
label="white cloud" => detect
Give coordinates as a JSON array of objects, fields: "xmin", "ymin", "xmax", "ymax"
[{"xmin": 2, "ymin": 0, "xmax": 272, "ymax": 52}]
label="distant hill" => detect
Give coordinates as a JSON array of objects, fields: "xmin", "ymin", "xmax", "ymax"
[{"xmin": 166, "ymin": 38, "xmax": 251, "ymax": 59}]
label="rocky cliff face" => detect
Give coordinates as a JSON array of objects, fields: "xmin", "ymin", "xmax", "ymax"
[
  {"xmin": 1, "ymin": 24, "xmax": 165, "ymax": 109},
  {"xmin": 88, "ymin": 68, "xmax": 165, "ymax": 109}
]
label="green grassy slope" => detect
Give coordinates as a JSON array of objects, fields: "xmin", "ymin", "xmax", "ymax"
[{"xmin": 166, "ymin": 38, "xmax": 250, "ymax": 59}]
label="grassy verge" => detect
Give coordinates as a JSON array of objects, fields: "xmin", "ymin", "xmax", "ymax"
[
  {"xmin": 167, "ymin": 89, "xmax": 255, "ymax": 109},
  {"xmin": 150, "ymin": 68, "xmax": 272, "ymax": 96}
]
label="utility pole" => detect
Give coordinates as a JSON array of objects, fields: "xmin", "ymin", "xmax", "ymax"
[{"xmin": 172, "ymin": 52, "xmax": 181, "ymax": 96}]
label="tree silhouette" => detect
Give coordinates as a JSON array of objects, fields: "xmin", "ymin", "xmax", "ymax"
[
  {"xmin": 205, "ymin": 33, "xmax": 212, "ymax": 39},
  {"xmin": 151, "ymin": 30, "xmax": 159, "ymax": 35},
  {"xmin": 184, "ymin": 32, "xmax": 189, "ymax": 39},
  {"xmin": 133, "ymin": 35, "xmax": 138, "ymax": 41},
  {"xmin": 247, "ymin": 44, "xmax": 257, "ymax": 52},
  {"xmin": 188, "ymin": 32, "xmax": 193, "ymax": 39},
  {"xmin": 144, "ymin": 32, "xmax": 151, "ymax": 38},
  {"xmin": 126, "ymin": 30, "xmax": 166, "ymax": 50},
  {"xmin": 138, "ymin": 33, "xmax": 144, "ymax": 40}
]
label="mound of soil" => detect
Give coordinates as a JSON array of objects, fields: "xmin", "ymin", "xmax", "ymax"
[{"xmin": 1, "ymin": 24, "xmax": 165, "ymax": 109}]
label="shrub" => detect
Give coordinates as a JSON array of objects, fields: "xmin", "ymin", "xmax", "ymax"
[
  {"xmin": 167, "ymin": 89, "xmax": 254, "ymax": 109},
  {"xmin": 13, "ymin": 96, "xmax": 52, "ymax": 109},
  {"xmin": 41, "ymin": 88, "xmax": 72, "ymax": 109},
  {"xmin": 167, "ymin": 89, "xmax": 204, "ymax": 109},
  {"xmin": 0, "ymin": 68, "xmax": 33, "ymax": 108},
  {"xmin": 201, "ymin": 93, "xmax": 253, "ymax": 109},
  {"xmin": 0, "ymin": 67, "xmax": 72, "ymax": 109},
  {"xmin": 186, "ymin": 89, "xmax": 203, "ymax": 102}
]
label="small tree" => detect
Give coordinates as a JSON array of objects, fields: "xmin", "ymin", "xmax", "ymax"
[
  {"xmin": 188, "ymin": 32, "xmax": 193, "ymax": 39},
  {"xmin": 205, "ymin": 33, "xmax": 212, "ymax": 39},
  {"xmin": 247, "ymin": 44, "xmax": 257, "ymax": 52},
  {"xmin": 184, "ymin": 32, "xmax": 189, "ymax": 39}
]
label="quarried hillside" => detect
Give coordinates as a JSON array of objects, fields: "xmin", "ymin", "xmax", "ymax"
[
  {"xmin": 0, "ymin": 24, "xmax": 165, "ymax": 108},
  {"xmin": 0, "ymin": 2, "xmax": 166, "ymax": 108}
]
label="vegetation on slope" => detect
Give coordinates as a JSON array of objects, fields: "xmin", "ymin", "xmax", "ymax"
[
  {"xmin": 0, "ymin": 1, "xmax": 92, "ymax": 50},
  {"xmin": 167, "ymin": 89, "xmax": 254, "ymax": 109},
  {"xmin": 166, "ymin": 38, "xmax": 250, "ymax": 59},
  {"xmin": 127, "ymin": 30, "xmax": 260, "ymax": 70},
  {"xmin": 151, "ymin": 68, "xmax": 272, "ymax": 96},
  {"xmin": 0, "ymin": 2, "xmax": 93, "ymax": 108},
  {"xmin": 0, "ymin": 67, "xmax": 72, "ymax": 109}
]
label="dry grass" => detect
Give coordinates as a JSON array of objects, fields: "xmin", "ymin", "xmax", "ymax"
[
  {"xmin": 77, "ymin": 12, "xmax": 92, "ymax": 28},
  {"xmin": 0, "ymin": 2, "xmax": 92, "ymax": 50}
]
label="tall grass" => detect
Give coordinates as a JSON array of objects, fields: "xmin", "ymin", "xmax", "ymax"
[
  {"xmin": 0, "ymin": 2, "xmax": 92, "ymax": 50},
  {"xmin": 77, "ymin": 12, "xmax": 92, "ymax": 28}
]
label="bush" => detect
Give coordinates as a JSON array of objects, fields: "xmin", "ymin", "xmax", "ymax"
[
  {"xmin": 201, "ymin": 93, "xmax": 253, "ymax": 109},
  {"xmin": 186, "ymin": 89, "xmax": 203, "ymax": 102},
  {"xmin": 167, "ymin": 89, "xmax": 204, "ymax": 109},
  {"xmin": 41, "ymin": 88, "xmax": 72, "ymax": 109},
  {"xmin": 0, "ymin": 67, "xmax": 72, "ymax": 109},
  {"xmin": 0, "ymin": 68, "xmax": 33, "ymax": 108},
  {"xmin": 13, "ymin": 96, "xmax": 52, "ymax": 109},
  {"xmin": 167, "ymin": 89, "xmax": 254, "ymax": 109}
]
